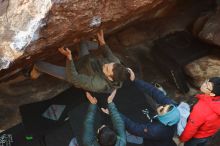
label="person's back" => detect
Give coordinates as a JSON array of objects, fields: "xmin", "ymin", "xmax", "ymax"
[
  {"xmin": 180, "ymin": 94, "xmax": 220, "ymax": 141},
  {"xmin": 120, "ymin": 80, "xmax": 180, "ymax": 146},
  {"xmin": 31, "ymin": 29, "xmax": 134, "ymax": 93},
  {"xmin": 75, "ymin": 41, "xmax": 120, "ymax": 77},
  {"xmin": 180, "ymin": 77, "xmax": 220, "ymax": 146},
  {"xmin": 64, "ymin": 30, "xmax": 134, "ymax": 93},
  {"xmin": 82, "ymin": 90, "xmax": 126, "ymax": 146},
  {"xmin": 74, "ymin": 44, "xmax": 123, "ymax": 92},
  {"xmin": 75, "ymin": 52, "xmax": 103, "ymax": 77},
  {"xmin": 198, "ymin": 94, "xmax": 220, "ymax": 135}
]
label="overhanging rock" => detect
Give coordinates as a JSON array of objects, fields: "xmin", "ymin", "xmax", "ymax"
[
  {"xmin": 0, "ymin": 0, "xmax": 52, "ymax": 70},
  {"xmin": 0, "ymin": 0, "xmax": 175, "ymax": 78}
]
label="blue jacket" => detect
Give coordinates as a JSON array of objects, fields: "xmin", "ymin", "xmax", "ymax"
[{"xmin": 121, "ymin": 80, "xmax": 177, "ymax": 146}]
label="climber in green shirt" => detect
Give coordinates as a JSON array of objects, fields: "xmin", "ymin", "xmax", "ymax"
[{"xmin": 31, "ymin": 29, "xmax": 135, "ymax": 93}]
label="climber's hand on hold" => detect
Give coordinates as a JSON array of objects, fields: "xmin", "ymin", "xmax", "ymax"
[{"xmin": 58, "ymin": 47, "xmax": 72, "ymax": 60}]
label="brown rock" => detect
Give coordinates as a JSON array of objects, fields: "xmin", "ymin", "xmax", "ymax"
[
  {"xmin": 198, "ymin": 6, "xmax": 220, "ymax": 46},
  {"xmin": 117, "ymin": 27, "xmax": 147, "ymax": 47},
  {"xmin": 184, "ymin": 54, "xmax": 220, "ymax": 87},
  {"xmin": 0, "ymin": 75, "xmax": 70, "ymax": 129},
  {"xmin": 192, "ymin": 13, "xmax": 211, "ymax": 36},
  {"xmin": 0, "ymin": 0, "xmax": 174, "ymax": 72},
  {"xmin": 1, "ymin": 0, "xmax": 214, "ymax": 79}
]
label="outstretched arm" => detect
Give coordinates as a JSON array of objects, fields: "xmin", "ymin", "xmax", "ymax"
[
  {"xmin": 83, "ymin": 104, "xmax": 98, "ymax": 146},
  {"xmin": 134, "ymin": 80, "xmax": 177, "ymax": 105},
  {"xmin": 121, "ymin": 114, "xmax": 175, "ymax": 140},
  {"xmin": 83, "ymin": 92, "xmax": 99, "ymax": 146},
  {"xmin": 103, "ymin": 90, "xmax": 126, "ymax": 146},
  {"xmin": 97, "ymin": 29, "xmax": 120, "ymax": 63}
]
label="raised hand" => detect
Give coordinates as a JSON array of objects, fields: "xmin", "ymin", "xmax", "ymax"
[
  {"xmin": 127, "ymin": 68, "xmax": 135, "ymax": 81},
  {"xmin": 96, "ymin": 29, "xmax": 105, "ymax": 46},
  {"xmin": 85, "ymin": 92, "xmax": 97, "ymax": 104},
  {"xmin": 101, "ymin": 108, "xmax": 109, "ymax": 115},
  {"xmin": 107, "ymin": 89, "xmax": 117, "ymax": 103},
  {"xmin": 58, "ymin": 47, "xmax": 72, "ymax": 60}
]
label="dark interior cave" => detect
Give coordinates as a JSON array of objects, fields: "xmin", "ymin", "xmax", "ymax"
[{"xmin": 0, "ymin": 0, "xmax": 220, "ymax": 145}]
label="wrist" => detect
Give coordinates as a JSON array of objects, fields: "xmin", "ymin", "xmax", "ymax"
[
  {"xmin": 127, "ymin": 68, "xmax": 135, "ymax": 81},
  {"xmin": 67, "ymin": 55, "xmax": 72, "ymax": 60},
  {"xmin": 107, "ymin": 100, "xmax": 112, "ymax": 104},
  {"xmin": 99, "ymin": 40, "xmax": 106, "ymax": 46}
]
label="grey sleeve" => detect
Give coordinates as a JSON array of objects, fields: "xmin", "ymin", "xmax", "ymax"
[
  {"xmin": 66, "ymin": 59, "xmax": 106, "ymax": 92},
  {"xmin": 100, "ymin": 44, "xmax": 120, "ymax": 63}
]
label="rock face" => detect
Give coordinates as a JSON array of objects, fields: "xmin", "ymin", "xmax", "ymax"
[
  {"xmin": 197, "ymin": 5, "xmax": 220, "ymax": 46},
  {"xmin": 188, "ymin": 1, "xmax": 220, "ymax": 87},
  {"xmin": 0, "ymin": 75, "xmax": 70, "ymax": 129},
  {"xmin": 184, "ymin": 53, "xmax": 220, "ymax": 87},
  {"xmin": 0, "ymin": 0, "xmax": 176, "ymax": 75},
  {"xmin": 0, "ymin": 0, "xmax": 52, "ymax": 70}
]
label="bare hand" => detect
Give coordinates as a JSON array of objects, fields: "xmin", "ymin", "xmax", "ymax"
[
  {"xmin": 85, "ymin": 92, "xmax": 97, "ymax": 104},
  {"xmin": 127, "ymin": 68, "xmax": 135, "ymax": 81},
  {"xmin": 107, "ymin": 89, "xmax": 117, "ymax": 103},
  {"xmin": 58, "ymin": 47, "xmax": 72, "ymax": 60},
  {"xmin": 96, "ymin": 29, "xmax": 105, "ymax": 46},
  {"xmin": 101, "ymin": 108, "xmax": 109, "ymax": 115},
  {"xmin": 176, "ymin": 138, "xmax": 184, "ymax": 146}
]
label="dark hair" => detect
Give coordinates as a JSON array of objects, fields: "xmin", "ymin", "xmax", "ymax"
[
  {"xmin": 168, "ymin": 105, "xmax": 174, "ymax": 112},
  {"xmin": 159, "ymin": 104, "xmax": 174, "ymax": 113},
  {"xmin": 209, "ymin": 77, "xmax": 220, "ymax": 96},
  {"xmin": 97, "ymin": 126, "xmax": 117, "ymax": 146},
  {"xmin": 112, "ymin": 63, "xmax": 130, "ymax": 82}
]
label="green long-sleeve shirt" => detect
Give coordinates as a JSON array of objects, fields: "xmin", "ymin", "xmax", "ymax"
[
  {"xmin": 66, "ymin": 44, "xmax": 122, "ymax": 93},
  {"xmin": 82, "ymin": 103, "xmax": 126, "ymax": 146}
]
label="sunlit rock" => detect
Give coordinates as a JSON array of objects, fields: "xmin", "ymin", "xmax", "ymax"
[{"xmin": 185, "ymin": 54, "xmax": 220, "ymax": 87}]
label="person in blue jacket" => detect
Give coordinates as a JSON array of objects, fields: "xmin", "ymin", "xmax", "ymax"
[{"xmin": 121, "ymin": 80, "xmax": 180, "ymax": 146}]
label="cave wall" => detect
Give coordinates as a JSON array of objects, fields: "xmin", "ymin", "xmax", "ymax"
[
  {"xmin": 184, "ymin": 1, "xmax": 220, "ymax": 87},
  {"xmin": 0, "ymin": 0, "xmax": 52, "ymax": 70}
]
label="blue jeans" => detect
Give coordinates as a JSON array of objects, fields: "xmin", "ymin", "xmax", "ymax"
[
  {"xmin": 79, "ymin": 40, "xmax": 98, "ymax": 57},
  {"xmin": 184, "ymin": 137, "xmax": 210, "ymax": 146}
]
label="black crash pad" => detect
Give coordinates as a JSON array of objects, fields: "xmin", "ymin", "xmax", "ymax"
[{"xmin": 19, "ymin": 87, "xmax": 86, "ymax": 136}]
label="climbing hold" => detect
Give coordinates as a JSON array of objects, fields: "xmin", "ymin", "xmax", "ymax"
[{"xmin": 89, "ymin": 16, "xmax": 101, "ymax": 28}]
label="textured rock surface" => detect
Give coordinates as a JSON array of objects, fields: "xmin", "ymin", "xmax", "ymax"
[
  {"xmin": 0, "ymin": 0, "xmax": 52, "ymax": 70},
  {"xmin": 184, "ymin": 53, "xmax": 220, "ymax": 88},
  {"xmin": 0, "ymin": 75, "xmax": 70, "ymax": 129},
  {"xmin": 0, "ymin": 0, "xmax": 176, "ymax": 74},
  {"xmin": 197, "ymin": 6, "xmax": 220, "ymax": 46},
  {"xmin": 192, "ymin": 13, "xmax": 211, "ymax": 36},
  {"xmin": 116, "ymin": 0, "xmax": 215, "ymax": 47}
]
